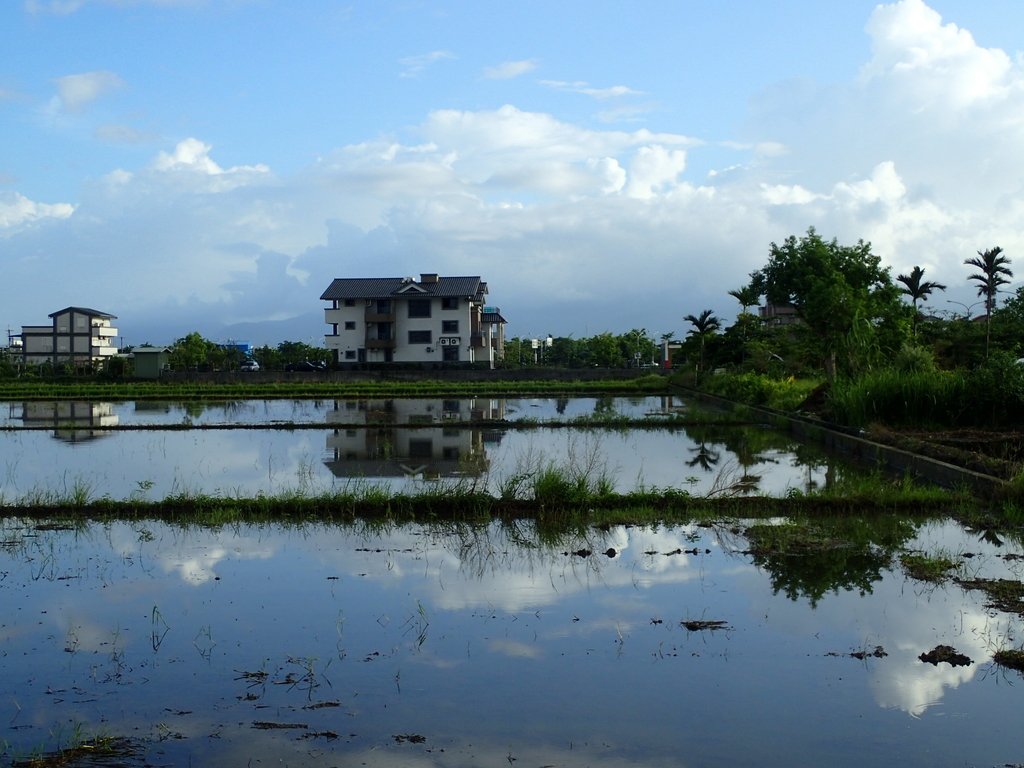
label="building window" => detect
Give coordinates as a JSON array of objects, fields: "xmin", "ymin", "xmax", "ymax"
[
  {"xmin": 343, "ymin": 299, "xmax": 356, "ymax": 307},
  {"xmin": 442, "ymin": 297, "xmax": 460, "ymax": 310},
  {"xmin": 344, "ymin": 321, "xmax": 356, "ymax": 330},
  {"xmin": 409, "ymin": 439, "xmax": 433, "ymax": 459},
  {"xmin": 376, "ymin": 299, "xmax": 392, "ymax": 314},
  {"xmin": 344, "ymin": 350, "xmax": 356, "ymax": 360},
  {"xmin": 377, "ymin": 323, "xmax": 392, "ymax": 340},
  {"xmin": 443, "ymin": 346, "xmax": 459, "ymax": 362},
  {"xmin": 441, "ymin": 320, "xmax": 459, "ymax": 334},
  {"xmin": 408, "ymin": 299, "xmax": 431, "ymax": 318},
  {"xmin": 408, "ymin": 330, "xmax": 432, "ymax": 344}
]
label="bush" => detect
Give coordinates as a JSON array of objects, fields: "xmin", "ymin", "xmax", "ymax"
[{"xmin": 702, "ymin": 373, "xmax": 821, "ymax": 411}]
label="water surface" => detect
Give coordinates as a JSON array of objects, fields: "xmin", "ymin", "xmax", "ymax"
[{"xmin": 1, "ymin": 517, "xmax": 1021, "ymax": 766}]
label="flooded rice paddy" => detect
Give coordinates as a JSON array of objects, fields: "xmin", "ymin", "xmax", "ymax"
[
  {"xmin": 1, "ymin": 396, "xmax": 856, "ymax": 501},
  {"xmin": 1, "ymin": 397, "xmax": 1022, "ymax": 765},
  {"xmin": 1, "ymin": 517, "xmax": 1023, "ymax": 766}
]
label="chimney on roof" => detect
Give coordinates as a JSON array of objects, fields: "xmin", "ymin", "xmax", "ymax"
[{"xmin": 420, "ymin": 273, "xmax": 439, "ymax": 284}]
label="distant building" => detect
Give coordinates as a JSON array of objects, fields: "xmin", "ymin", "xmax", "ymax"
[
  {"xmin": 131, "ymin": 346, "xmax": 172, "ymax": 379},
  {"xmin": 321, "ymin": 273, "xmax": 507, "ymax": 367},
  {"xmin": 758, "ymin": 303, "xmax": 801, "ymax": 327},
  {"xmin": 20, "ymin": 307, "xmax": 119, "ymax": 367}
]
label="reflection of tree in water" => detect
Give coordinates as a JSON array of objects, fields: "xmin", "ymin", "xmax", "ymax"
[
  {"xmin": 687, "ymin": 442, "xmax": 721, "ymax": 472},
  {"xmin": 593, "ymin": 396, "xmax": 616, "ymax": 416},
  {"xmin": 555, "ymin": 397, "xmax": 569, "ymax": 416},
  {"xmin": 790, "ymin": 443, "xmax": 836, "ymax": 494},
  {"xmin": 742, "ymin": 516, "xmax": 920, "ymax": 607}
]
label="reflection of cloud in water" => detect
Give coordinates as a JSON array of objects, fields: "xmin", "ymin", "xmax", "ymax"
[
  {"xmin": 488, "ymin": 638, "xmax": 543, "ymax": 659},
  {"xmin": 871, "ymin": 642, "xmax": 980, "ymax": 717},
  {"xmin": 316, "ymin": 525, "xmax": 714, "ymax": 613},
  {"xmin": 155, "ymin": 539, "xmax": 275, "ymax": 585},
  {"xmin": 743, "ymin": 562, "xmax": 1007, "ymax": 717}
]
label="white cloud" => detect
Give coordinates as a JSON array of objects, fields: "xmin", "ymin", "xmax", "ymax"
[
  {"xmin": 52, "ymin": 70, "xmax": 124, "ymax": 112},
  {"xmin": 26, "ymin": 0, "xmax": 207, "ymax": 11},
  {"xmin": 0, "ymin": 191, "xmax": 75, "ymax": 229},
  {"xmin": 399, "ymin": 50, "xmax": 455, "ymax": 79},
  {"xmin": 541, "ymin": 80, "xmax": 644, "ymax": 99},
  {"xmin": 24, "ymin": 0, "xmax": 85, "ymax": 13},
  {"xmin": 7, "ymin": 1, "xmax": 1024, "ymax": 342},
  {"xmin": 94, "ymin": 123, "xmax": 154, "ymax": 144},
  {"xmin": 862, "ymin": 0, "xmax": 1014, "ymax": 110},
  {"xmin": 483, "ymin": 59, "xmax": 538, "ymax": 80}
]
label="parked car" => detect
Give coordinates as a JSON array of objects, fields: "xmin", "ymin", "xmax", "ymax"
[
  {"xmin": 285, "ymin": 360, "xmax": 326, "ymax": 372},
  {"xmin": 240, "ymin": 359, "xmax": 260, "ymax": 372}
]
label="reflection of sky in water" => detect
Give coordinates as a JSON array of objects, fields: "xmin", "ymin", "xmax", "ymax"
[
  {"xmin": 0, "ymin": 518, "xmax": 1021, "ymax": 766},
  {"xmin": 0, "ymin": 420, "xmax": 854, "ymax": 503}
]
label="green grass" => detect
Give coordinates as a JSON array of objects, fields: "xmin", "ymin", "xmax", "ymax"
[
  {"xmin": 899, "ymin": 551, "xmax": 960, "ymax": 582},
  {"xmin": 993, "ymin": 648, "xmax": 1024, "ymax": 671}
]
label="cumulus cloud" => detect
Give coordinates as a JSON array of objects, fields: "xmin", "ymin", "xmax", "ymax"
[
  {"xmin": 861, "ymin": 0, "xmax": 1014, "ymax": 110},
  {"xmin": 0, "ymin": 191, "xmax": 75, "ymax": 228},
  {"xmin": 52, "ymin": 70, "xmax": 124, "ymax": 112},
  {"xmin": 5, "ymin": 0, "xmax": 1024, "ymax": 343},
  {"xmin": 483, "ymin": 59, "xmax": 538, "ymax": 80}
]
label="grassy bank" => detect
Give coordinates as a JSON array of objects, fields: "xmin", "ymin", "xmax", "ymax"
[{"xmin": 0, "ymin": 470, "xmax": 969, "ymax": 529}]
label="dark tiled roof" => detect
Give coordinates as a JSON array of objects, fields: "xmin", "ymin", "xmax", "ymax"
[
  {"xmin": 481, "ymin": 311, "xmax": 507, "ymax": 323},
  {"xmin": 321, "ymin": 276, "xmax": 484, "ymax": 301},
  {"xmin": 48, "ymin": 306, "xmax": 117, "ymax": 320}
]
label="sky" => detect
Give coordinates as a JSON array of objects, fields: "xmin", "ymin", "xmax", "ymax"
[{"xmin": 3, "ymin": 0, "xmax": 1024, "ymax": 347}]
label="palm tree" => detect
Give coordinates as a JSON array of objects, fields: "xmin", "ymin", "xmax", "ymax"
[
  {"xmin": 684, "ymin": 309, "xmax": 720, "ymax": 373},
  {"xmin": 896, "ymin": 266, "xmax": 946, "ymax": 334},
  {"xmin": 964, "ymin": 246, "xmax": 1012, "ymax": 355},
  {"xmin": 727, "ymin": 283, "xmax": 762, "ymax": 316}
]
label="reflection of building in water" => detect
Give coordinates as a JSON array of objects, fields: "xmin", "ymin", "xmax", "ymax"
[
  {"xmin": 325, "ymin": 397, "xmax": 506, "ymax": 425},
  {"xmin": 324, "ymin": 399, "xmax": 505, "ymax": 479},
  {"xmin": 11, "ymin": 401, "xmax": 119, "ymax": 443}
]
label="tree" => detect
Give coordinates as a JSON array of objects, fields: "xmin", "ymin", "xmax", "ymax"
[
  {"xmin": 965, "ymin": 246, "xmax": 1012, "ymax": 356},
  {"xmin": 684, "ymin": 309, "xmax": 721, "ymax": 372},
  {"xmin": 896, "ymin": 266, "xmax": 946, "ymax": 335},
  {"xmin": 753, "ymin": 228, "xmax": 905, "ymax": 380},
  {"xmin": 728, "ymin": 282, "xmax": 762, "ymax": 317},
  {"xmin": 170, "ymin": 332, "xmax": 216, "ymax": 371}
]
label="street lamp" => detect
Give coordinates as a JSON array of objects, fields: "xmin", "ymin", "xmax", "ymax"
[{"xmin": 946, "ymin": 299, "xmax": 984, "ymax": 319}]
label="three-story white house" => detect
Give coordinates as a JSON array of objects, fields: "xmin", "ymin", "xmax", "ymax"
[
  {"xmin": 20, "ymin": 307, "xmax": 119, "ymax": 368},
  {"xmin": 321, "ymin": 274, "xmax": 506, "ymax": 367}
]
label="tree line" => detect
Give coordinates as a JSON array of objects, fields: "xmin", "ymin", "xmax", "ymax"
[{"xmin": 679, "ymin": 227, "xmax": 1018, "ymax": 381}]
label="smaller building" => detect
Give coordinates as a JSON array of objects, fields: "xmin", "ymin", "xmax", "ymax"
[
  {"xmin": 132, "ymin": 346, "xmax": 172, "ymax": 379},
  {"xmin": 758, "ymin": 303, "xmax": 800, "ymax": 327},
  {"xmin": 20, "ymin": 307, "xmax": 119, "ymax": 368}
]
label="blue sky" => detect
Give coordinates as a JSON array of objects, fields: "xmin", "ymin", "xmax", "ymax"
[{"xmin": 3, "ymin": 0, "xmax": 1024, "ymax": 346}]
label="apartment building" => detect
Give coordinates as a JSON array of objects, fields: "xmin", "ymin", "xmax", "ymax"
[
  {"xmin": 321, "ymin": 273, "xmax": 506, "ymax": 367},
  {"xmin": 20, "ymin": 307, "xmax": 119, "ymax": 367}
]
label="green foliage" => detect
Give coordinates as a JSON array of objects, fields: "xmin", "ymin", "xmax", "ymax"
[
  {"xmin": 753, "ymin": 227, "xmax": 908, "ymax": 379},
  {"xmin": 827, "ymin": 368, "xmax": 967, "ymax": 427},
  {"xmin": 892, "ymin": 343, "xmax": 937, "ymax": 374},
  {"xmin": 828, "ymin": 353, "xmax": 1024, "ymax": 428},
  {"xmin": 701, "ymin": 373, "xmax": 821, "ymax": 411}
]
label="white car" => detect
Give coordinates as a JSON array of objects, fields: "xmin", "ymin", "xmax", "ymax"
[{"xmin": 240, "ymin": 359, "xmax": 260, "ymax": 372}]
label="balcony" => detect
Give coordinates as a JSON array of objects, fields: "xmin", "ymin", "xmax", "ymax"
[
  {"xmin": 470, "ymin": 333, "xmax": 487, "ymax": 348},
  {"xmin": 365, "ymin": 308, "xmax": 396, "ymax": 323},
  {"xmin": 91, "ymin": 325, "xmax": 118, "ymax": 337},
  {"xmin": 366, "ymin": 338, "xmax": 396, "ymax": 350}
]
